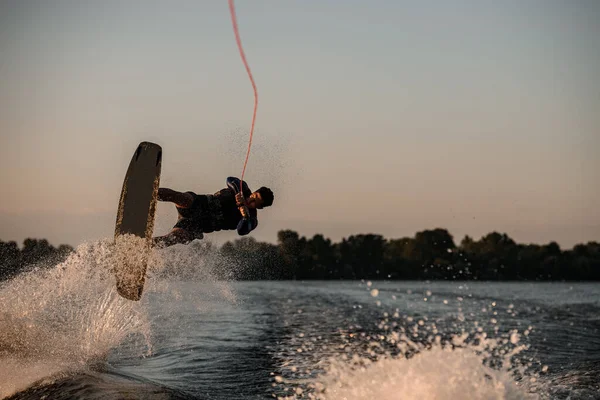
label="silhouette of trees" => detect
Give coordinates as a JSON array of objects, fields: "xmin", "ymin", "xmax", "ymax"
[
  {"xmin": 214, "ymin": 229, "xmax": 600, "ymax": 281},
  {"xmin": 0, "ymin": 239, "xmax": 74, "ymax": 280},
  {"xmin": 0, "ymin": 240, "xmax": 21, "ymax": 280},
  {"xmin": 220, "ymin": 236, "xmax": 282, "ymax": 280},
  {"xmin": 276, "ymin": 230, "xmax": 305, "ymax": 280},
  {"xmin": 303, "ymin": 234, "xmax": 336, "ymax": 280},
  {"xmin": 2, "ymin": 230, "xmax": 599, "ymax": 282}
]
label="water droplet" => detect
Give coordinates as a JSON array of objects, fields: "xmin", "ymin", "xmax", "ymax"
[{"xmin": 510, "ymin": 332, "xmax": 520, "ymax": 344}]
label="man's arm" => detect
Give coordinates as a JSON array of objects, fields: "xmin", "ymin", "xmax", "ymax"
[
  {"xmin": 226, "ymin": 177, "xmax": 257, "ymax": 235},
  {"xmin": 226, "ymin": 177, "xmax": 251, "ymax": 197},
  {"xmin": 157, "ymin": 188, "xmax": 194, "ymax": 208},
  {"xmin": 237, "ymin": 217, "xmax": 258, "ymax": 236}
]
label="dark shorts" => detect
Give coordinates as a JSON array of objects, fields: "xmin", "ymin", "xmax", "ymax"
[{"xmin": 173, "ymin": 193, "xmax": 220, "ymax": 238}]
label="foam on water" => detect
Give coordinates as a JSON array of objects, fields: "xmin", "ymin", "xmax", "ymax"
[
  {"xmin": 306, "ymin": 346, "xmax": 535, "ymax": 400},
  {"xmin": 275, "ymin": 332, "xmax": 542, "ymax": 400},
  {"xmin": 0, "ymin": 239, "xmax": 152, "ymax": 398},
  {"xmin": 273, "ymin": 284, "xmax": 547, "ymax": 400}
]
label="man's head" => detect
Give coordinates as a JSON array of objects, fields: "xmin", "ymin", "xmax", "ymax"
[{"xmin": 247, "ymin": 186, "xmax": 274, "ymax": 209}]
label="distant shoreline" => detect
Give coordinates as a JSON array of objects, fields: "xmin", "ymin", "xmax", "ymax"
[{"xmin": 1, "ymin": 228, "xmax": 599, "ymax": 282}]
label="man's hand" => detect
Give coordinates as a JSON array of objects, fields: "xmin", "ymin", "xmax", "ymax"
[
  {"xmin": 239, "ymin": 205, "xmax": 250, "ymax": 219},
  {"xmin": 235, "ymin": 192, "xmax": 246, "ymax": 207}
]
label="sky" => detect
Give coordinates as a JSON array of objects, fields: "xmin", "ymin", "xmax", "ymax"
[{"xmin": 0, "ymin": 0, "xmax": 599, "ymax": 249}]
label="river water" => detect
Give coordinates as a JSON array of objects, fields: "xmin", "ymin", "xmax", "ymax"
[{"xmin": 1, "ymin": 241, "xmax": 598, "ymax": 399}]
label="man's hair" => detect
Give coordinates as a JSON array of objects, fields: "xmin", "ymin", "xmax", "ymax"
[{"xmin": 257, "ymin": 186, "xmax": 274, "ymax": 208}]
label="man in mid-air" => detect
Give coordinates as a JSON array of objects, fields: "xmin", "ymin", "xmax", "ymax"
[{"xmin": 153, "ymin": 177, "xmax": 274, "ymax": 247}]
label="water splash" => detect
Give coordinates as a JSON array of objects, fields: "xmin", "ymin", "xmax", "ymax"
[
  {"xmin": 274, "ymin": 326, "xmax": 541, "ymax": 400},
  {"xmin": 0, "ymin": 237, "xmax": 239, "ymax": 398},
  {"xmin": 0, "ymin": 239, "xmax": 152, "ymax": 398},
  {"xmin": 146, "ymin": 240, "xmax": 239, "ymax": 307},
  {"xmin": 271, "ymin": 283, "xmax": 548, "ymax": 400},
  {"xmin": 307, "ymin": 347, "xmax": 534, "ymax": 400}
]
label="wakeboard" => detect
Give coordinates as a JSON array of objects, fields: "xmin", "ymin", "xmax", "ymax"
[{"xmin": 114, "ymin": 141, "xmax": 162, "ymax": 301}]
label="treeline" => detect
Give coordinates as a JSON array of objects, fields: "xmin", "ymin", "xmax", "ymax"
[
  {"xmin": 0, "ymin": 239, "xmax": 74, "ymax": 281},
  {"xmin": 2, "ymin": 229, "xmax": 599, "ymax": 281},
  {"xmin": 215, "ymin": 229, "xmax": 600, "ymax": 281}
]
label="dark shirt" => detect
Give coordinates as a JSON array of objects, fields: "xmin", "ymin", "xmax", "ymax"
[{"xmin": 174, "ymin": 177, "xmax": 257, "ymax": 237}]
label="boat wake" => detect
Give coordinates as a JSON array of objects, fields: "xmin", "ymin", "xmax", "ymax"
[{"xmin": 271, "ymin": 283, "xmax": 548, "ymax": 400}]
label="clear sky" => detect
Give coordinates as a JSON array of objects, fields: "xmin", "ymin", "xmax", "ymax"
[{"xmin": 1, "ymin": 0, "xmax": 598, "ymax": 249}]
